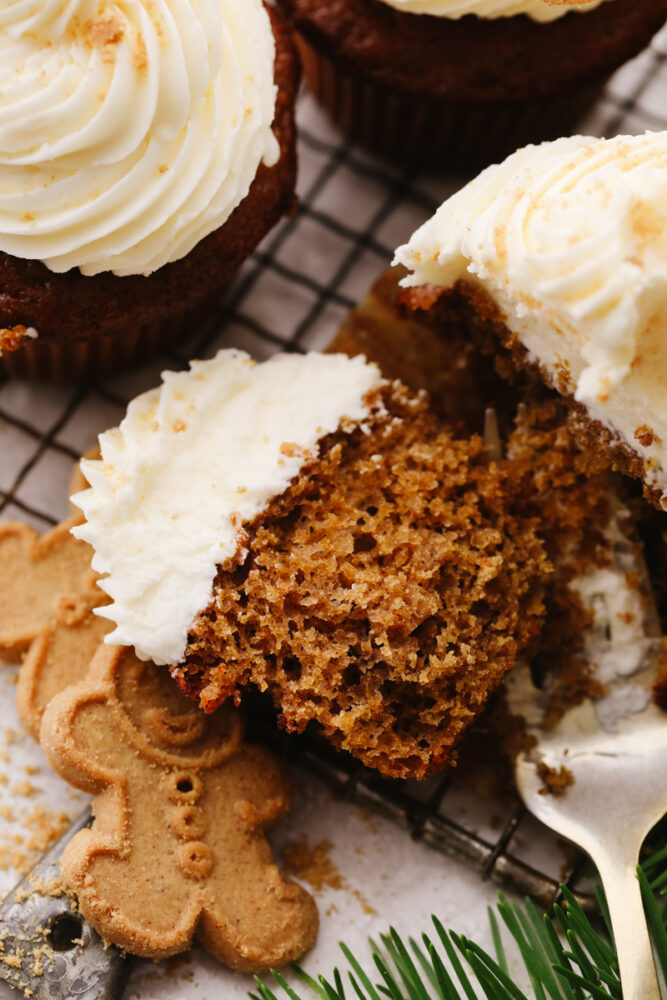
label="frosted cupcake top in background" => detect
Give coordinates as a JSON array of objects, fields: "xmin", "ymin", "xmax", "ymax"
[
  {"xmin": 374, "ymin": 0, "xmax": 609, "ymax": 22},
  {"xmin": 0, "ymin": 0, "xmax": 278, "ymax": 276},
  {"xmin": 396, "ymin": 130, "xmax": 667, "ymax": 504}
]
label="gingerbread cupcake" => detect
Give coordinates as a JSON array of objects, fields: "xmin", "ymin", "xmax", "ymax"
[
  {"xmin": 71, "ymin": 349, "xmax": 550, "ymax": 780},
  {"xmin": 276, "ymin": 0, "xmax": 666, "ymax": 169},
  {"xmin": 0, "ymin": 1, "xmax": 298, "ymax": 380},
  {"xmin": 395, "ymin": 130, "xmax": 667, "ymax": 508}
]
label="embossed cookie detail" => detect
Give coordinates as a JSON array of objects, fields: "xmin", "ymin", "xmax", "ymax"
[{"xmin": 40, "ymin": 645, "xmax": 318, "ymax": 971}]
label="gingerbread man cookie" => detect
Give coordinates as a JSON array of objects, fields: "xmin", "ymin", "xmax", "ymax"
[
  {"xmin": 0, "ymin": 513, "xmax": 112, "ymax": 740},
  {"xmin": 40, "ymin": 644, "xmax": 318, "ymax": 971}
]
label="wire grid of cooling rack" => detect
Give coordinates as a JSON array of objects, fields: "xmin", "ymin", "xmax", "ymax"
[{"xmin": 1, "ymin": 27, "xmax": 667, "ymax": 914}]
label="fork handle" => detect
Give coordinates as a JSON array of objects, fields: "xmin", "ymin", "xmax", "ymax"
[{"xmin": 596, "ymin": 853, "xmax": 661, "ymax": 1000}]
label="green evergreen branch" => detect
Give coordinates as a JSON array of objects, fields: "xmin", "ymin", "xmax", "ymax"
[{"xmin": 253, "ymin": 846, "xmax": 667, "ymax": 1000}]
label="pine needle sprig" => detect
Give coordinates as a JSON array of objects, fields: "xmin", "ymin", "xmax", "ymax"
[
  {"xmin": 639, "ymin": 864, "xmax": 667, "ymax": 987},
  {"xmin": 253, "ymin": 846, "xmax": 667, "ymax": 1000}
]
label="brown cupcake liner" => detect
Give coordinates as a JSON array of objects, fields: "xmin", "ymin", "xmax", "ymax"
[
  {"xmin": 0, "ymin": 297, "xmax": 220, "ymax": 383},
  {"xmin": 295, "ymin": 32, "xmax": 608, "ymax": 171}
]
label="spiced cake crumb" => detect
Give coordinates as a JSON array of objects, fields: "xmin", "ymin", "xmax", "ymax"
[
  {"xmin": 282, "ymin": 839, "xmax": 342, "ymax": 892},
  {"xmin": 180, "ymin": 382, "xmax": 549, "ymax": 780},
  {"xmin": 537, "ymin": 762, "xmax": 575, "ymax": 797},
  {"xmin": 398, "ymin": 278, "xmax": 634, "ymax": 728},
  {"xmin": 415, "ymin": 278, "xmax": 667, "ymax": 511}
]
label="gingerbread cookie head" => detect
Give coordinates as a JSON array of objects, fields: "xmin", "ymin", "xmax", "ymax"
[
  {"xmin": 87, "ymin": 644, "xmax": 241, "ymax": 770},
  {"xmin": 0, "ymin": 515, "xmax": 112, "ymax": 739},
  {"xmin": 40, "ymin": 645, "xmax": 318, "ymax": 971}
]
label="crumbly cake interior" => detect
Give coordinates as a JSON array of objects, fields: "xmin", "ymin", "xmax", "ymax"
[
  {"xmin": 400, "ymin": 276, "xmax": 653, "ymax": 726},
  {"xmin": 179, "ymin": 382, "xmax": 549, "ymax": 780},
  {"xmin": 403, "ymin": 278, "xmax": 664, "ymax": 509},
  {"xmin": 504, "ymin": 397, "xmax": 613, "ymax": 723},
  {"xmin": 330, "ymin": 266, "xmax": 510, "ymax": 432},
  {"xmin": 177, "ymin": 268, "xmax": 657, "ymax": 785},
  {"xmin": 634, "ymin": 503, "xmax": 667, "ymax": 710}
]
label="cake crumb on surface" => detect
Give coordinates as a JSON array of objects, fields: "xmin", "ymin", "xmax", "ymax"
[
  {"xmin": 84, "ymin": 8, "xmax": 125, "ymax": 47},
  {"xmin": 0, "ymin": 808, "xmax": 70, "ymax": 875},
  {"xmin": 283, "ymin": 838, "xmax": 343, "ymax": 892},
  {"xmin": 182, "ymin": 382, "xmax": 549, "ymax": 780},
  {"xmin": 537, "ymin": 762, "xmax": 575, "ymax": 796},
  {"xmin": 635, "ymin": 424, "xmax": 660, "ymax": 447},
  {"xmin": 282, "ymin": 837, "xmax": 376, "ymax": 914},
  {"xmin": 12, "ymin": 783, "xmax": 37, "ymax": 798}
]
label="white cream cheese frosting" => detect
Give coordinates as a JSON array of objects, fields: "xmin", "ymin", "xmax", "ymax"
[
  {"xmin": 0, "ymin": 0, "xmax": 278, "ymax": 277},
  {"xmin": 71, "ymin": 349, "xmax": 386, "ymax": 665},
  {"xmin": 374, "ymin": 0, "xmax": 608, "ymax": 23},
  {"xmin": 395, "ymin": 131, "xmax": 667, "ymax": 501}
]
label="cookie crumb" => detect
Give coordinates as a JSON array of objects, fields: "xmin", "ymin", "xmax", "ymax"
[
  {"xmin": 635, "ymin": 424, "xmax": 660, "ymax": 448},
  {"xmin": 12, "ymin": 783, "xmax": 38, "ymax": 799}
]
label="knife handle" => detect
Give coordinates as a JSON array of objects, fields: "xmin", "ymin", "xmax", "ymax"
[{"xmin": 0, "ymin": 808, "xmax": 131, "ymax": 1000}]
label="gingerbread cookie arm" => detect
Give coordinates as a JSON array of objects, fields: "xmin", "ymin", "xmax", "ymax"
[
  {"xmin": 0, "ymin": 516, "xmax": 93, "ymax": 661},
  {"xmin": 16, "ymin": 627, "xmax": 55, "ymax": 741},
  {"xmin": 231, "ymin": 746, "xmax": 293, "ymax": 829},
  {"xmin": 0, "ymin": 522, "xmax": 48, "ymax": 659},
  {"xmin": 17, "ymin": 574, "xmax": 111, "ymax": 740},
  {"xmin": 40, "ymin": 677, "xmax": 128, "ymax": 798}
]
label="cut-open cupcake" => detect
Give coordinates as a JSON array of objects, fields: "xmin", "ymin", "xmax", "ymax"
[
  {"xmin": 72, "ymin": 349, "xmax": 550, "ymax": 780},
  {"xmin": 395, "ymin": 131, "xmax": 667, "ymax": 509},
  {"xmin": 0, "ymin": 2, "xmax": 298, "ymax": 379}
]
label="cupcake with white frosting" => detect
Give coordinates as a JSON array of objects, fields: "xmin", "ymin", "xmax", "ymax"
[
  {"xmin": 395, "ymin": 130, "xmax": 667, "ymax": 508},
  {"xmin": 71, "ymin": 347, "xmax": 550, "ymax": 779},
  {"xmin": 0, "ymin": 1, "xmax": 299, "ymax": 379},
  {"xmin": 275, "ymin": 0, "xmax": 666, "ymax": 169}
]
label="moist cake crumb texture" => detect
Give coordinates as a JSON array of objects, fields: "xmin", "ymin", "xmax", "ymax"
[
  {"xmin": 400, "ymin": 275, "xmax": 660, "ymax": 731},
  {"xmin": 376, "ymin": 271, "xmax": 648, "ymax": 734},
  {"xmin": 506, "ymin": 396, "xmax": 614, "ymax": 726},
  {"xmin": 180, "ymin": 382, "xmax": 549, "ymax": 780}
]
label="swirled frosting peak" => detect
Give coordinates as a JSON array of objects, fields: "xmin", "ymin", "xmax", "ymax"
[
  {"xmin": 395, "ymin": 131, "xmax": 667, "ymax": 498},
  {"xmin": 0, "ymin": 0, "xmax": 278, "ymax": 276},
  {"xmin": 374, "ymin": 0, "xmax": 609, "ymax": 23}
]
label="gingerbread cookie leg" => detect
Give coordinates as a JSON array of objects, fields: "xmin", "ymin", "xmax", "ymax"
[{"xmin": 196, "ymin": 748, "xmax": 318, "ymax": 971}]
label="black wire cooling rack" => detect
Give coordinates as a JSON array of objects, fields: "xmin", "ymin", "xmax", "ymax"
[{"xmin": 1, "ymin": 29, "xmax": 666, "ymax": 915}]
